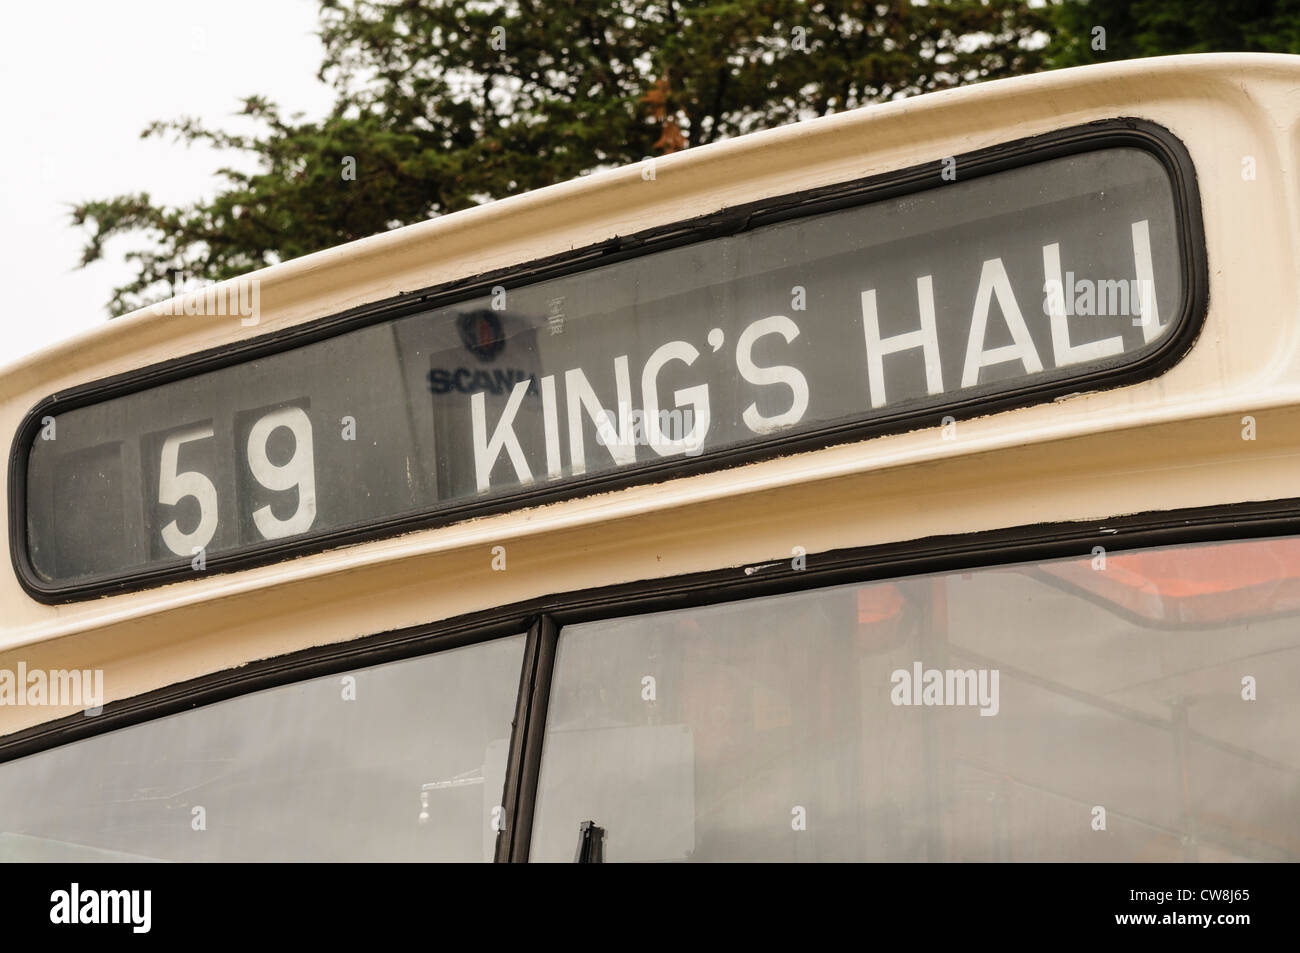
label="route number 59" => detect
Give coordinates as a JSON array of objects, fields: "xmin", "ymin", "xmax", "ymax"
[{"xmin": 158, "ymin": 407, "xmax": 316, "ymax": 557}]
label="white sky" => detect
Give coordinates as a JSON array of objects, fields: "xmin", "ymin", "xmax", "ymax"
[{"xmin": 0, "ymin": 0, "xmax": 333, "ymax": 367}]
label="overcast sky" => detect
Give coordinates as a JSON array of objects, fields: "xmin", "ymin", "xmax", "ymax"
[{"xmin": 0, "ymin": 0, "xmax": 333, "ymax": 368}]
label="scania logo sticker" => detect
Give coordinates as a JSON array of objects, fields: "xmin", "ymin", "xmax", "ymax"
[{"xmin": 458, "ymin": 309, "xmax": 506, "ymax": 362}]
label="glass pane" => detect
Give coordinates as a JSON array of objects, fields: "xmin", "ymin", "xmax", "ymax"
[
  {"xmin": 0, "ymin": 635, "xmax": 525, "ymax": 861},
  {"xmin": 530, "ymin": 538, "xmax": 1300, "ymax": 861},
  {"xmin": 27, "ymin": 145, "xmax": 1186, "ymax": 587}
]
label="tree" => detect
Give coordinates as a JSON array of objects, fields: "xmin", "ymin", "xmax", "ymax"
[
  {"xmin": 1049, "ymin": 0, "xmax": 1300, "ymax": 66},
  {"xmin": 75, "ymin": 0, "xmax": 1061, "ymax": 316}
]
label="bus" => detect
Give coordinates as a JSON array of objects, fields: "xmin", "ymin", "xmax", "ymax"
[{"xmin": 0, "ymin": 52, "xmax": 1296, "ymax": 863}]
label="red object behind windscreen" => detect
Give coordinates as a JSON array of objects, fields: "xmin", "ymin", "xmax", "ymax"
[{"xmin": 1036, "ymin": 537, "xmax": 1300, "ymax": 625}]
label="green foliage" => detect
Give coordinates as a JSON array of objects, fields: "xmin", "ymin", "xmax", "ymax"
[
  {"xmin": 72, "ymin": 0, "xmax": 1084, "ymax": 316},
  {"xmin": 1049, "ymin": 0, "xmax": 1300, "ymax": 66}
]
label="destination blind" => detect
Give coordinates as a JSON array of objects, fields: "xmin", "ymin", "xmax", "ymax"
[{"xmin": 22, "ymin": 145, "xmax": 1191, "ymax": 590}]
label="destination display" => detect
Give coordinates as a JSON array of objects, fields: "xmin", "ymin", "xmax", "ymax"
[{"xmin": 22, "ymin": 145, "xmax": 1190, "ymax": 590}]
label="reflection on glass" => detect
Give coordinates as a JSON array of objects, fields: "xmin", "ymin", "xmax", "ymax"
[
  {"xmin": 0, "ymin": 636, "xmax": 524, "ymax": 862},
  {"xmin": 27, "ymin": 147, "xmax": 1185, "ymax": 586},
  {"xmin": 530, "ymin": 538, "xmax": 1300, "ymax": 862}
]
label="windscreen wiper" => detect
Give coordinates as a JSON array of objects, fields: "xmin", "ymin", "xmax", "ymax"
[{"xmin": 574, "ymin": 820, "xmax": 605, "ymax": 863}]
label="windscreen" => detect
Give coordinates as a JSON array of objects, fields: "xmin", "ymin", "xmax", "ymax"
[{"xmin": 530, "ymin": 536, "xmax": 1300, "ymax": 862}]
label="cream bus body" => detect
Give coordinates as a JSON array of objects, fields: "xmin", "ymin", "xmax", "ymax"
[{"xmin": 1, "ymin": 54, "xmax": 1299, "ymax": 861}]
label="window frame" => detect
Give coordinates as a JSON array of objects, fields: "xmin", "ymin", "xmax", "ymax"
[
  {"xmin": 9, "ymin": 117, "xmax": 1209, "ymax": 603},
  {"xmin": 2, "ymin": 496, "xmax": 1298, "ymax": 861}
]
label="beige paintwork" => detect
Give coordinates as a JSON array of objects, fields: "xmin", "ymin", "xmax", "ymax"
[{"xmin": 2, "ymin": 53, "xmax": 1299, "ymax": 737}]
